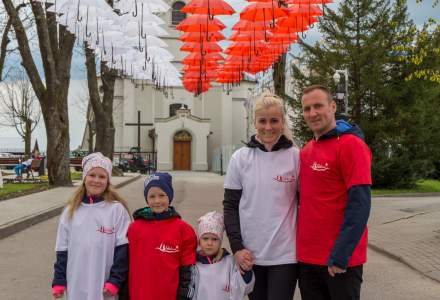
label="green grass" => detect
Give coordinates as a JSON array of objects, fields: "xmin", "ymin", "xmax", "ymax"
[
  {"xmin": 70, "ymin": 171, "xmax": 83, "ymax": 181},
  {"xmin": 372, "ymin": 180, "xmax": 440, "ymax": 196},
  {"xmin": 0, "ymin": 182, "xmax": 50, "ymax": 201}
]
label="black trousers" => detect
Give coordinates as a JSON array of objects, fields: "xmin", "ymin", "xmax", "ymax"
[
  {"xmin": 248, "ymin": 263, "xmax": 298, "ymax": 300},
  {"xmin": 299, "ymin": 263, "xmax": 363, "ymax": 300}
]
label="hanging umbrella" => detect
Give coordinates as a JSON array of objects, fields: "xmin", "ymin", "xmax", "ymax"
[
  {"xmin": 240, "ymin": 2, "xmax": 288, "ymax": 23},
  {"xmin": 180, "ymin": 42, "xmax": 223, "ymax": 53},
  {"xmin": 179, "ymin": 31, "xmax": 226, "ymax": 42},
  {"xmin": 176, "ymin": 15, "xmax": 226, "ymax": 32},
  {"xmin": 182, "ymin": 0, "xmax": 235, "ymax": 16}
]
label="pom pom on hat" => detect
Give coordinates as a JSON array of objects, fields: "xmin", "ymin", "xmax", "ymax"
[
  {"xmin": 197, "ymin": 211, "xmax": 224, "ymax": 241},
  {"xmin": 82, "ymin": 152, "xmax": 113, "ymax": 181},
  {"xmin": 144, "ymin": 172, "xmax": 174, "ymax": 203}
]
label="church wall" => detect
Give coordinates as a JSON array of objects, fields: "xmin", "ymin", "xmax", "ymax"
[
  {"xmin": 121, "ymin": 79, "xmax": 137, "ymax": 151},
  {"xmin": 204, "ymin": 87, "xmax": 225, "ymax": 169},
  {"xmin": 231, "ymin": 98, "xmax": 248, "ymax": 145}
]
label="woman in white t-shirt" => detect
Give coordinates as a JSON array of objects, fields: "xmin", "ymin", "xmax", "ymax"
[{"xmin": 223, "ymin": 93, "xmax": 300, "ymax": 300}]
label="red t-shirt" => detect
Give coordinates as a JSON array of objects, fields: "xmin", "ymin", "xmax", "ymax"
[
  {"xmin": 297, "ymin": 134, "xmax": 372, "ymax": 267},
  {"xmin": 128, "ymin": 217, "xmax": 197, "ymax": 300}
]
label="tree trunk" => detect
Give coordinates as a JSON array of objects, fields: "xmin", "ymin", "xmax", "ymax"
[
  {"xmin": 273, "ymin": 54, "xmax": 287, "ymax": 98},
  {"xmin": 2, "ymin": 0, "xmax": 75, "ymax": 186},
  {"xmin": 85, "ymin": 45, "xmax": 117, "ymax": 160},
  {"xmin": 87, "ymin": 119, "xmax": 94, "ymax": 153},
  {"xmin": 24, "ymin": 119, "xmax": 31, "ymax": 156}
]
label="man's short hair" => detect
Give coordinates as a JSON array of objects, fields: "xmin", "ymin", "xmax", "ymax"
[{"xmin": 302, "ymin": 85, "xmax": 333, "ymax": 102}]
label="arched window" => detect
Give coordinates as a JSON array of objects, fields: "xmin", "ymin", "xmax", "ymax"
[{"xmin": 172, "ymin": 2, "xmax": 186, "ymax": 25}]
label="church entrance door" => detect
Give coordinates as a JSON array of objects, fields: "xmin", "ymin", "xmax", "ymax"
[{"xmin": 173, "ymin": 130, "xmax": 192, "ymax": 170}]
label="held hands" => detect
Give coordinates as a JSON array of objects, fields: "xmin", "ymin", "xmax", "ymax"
[
  {"xmin": 328, "ymin": 265, "xmax": 346, "ymax": 277},
  {"xmin": 234, "ymin": 249, "xmax": 255, "ymax": 274},
  {"xmin": 52, "ymin": 285, "xmax": 65, "ymax": 298}
]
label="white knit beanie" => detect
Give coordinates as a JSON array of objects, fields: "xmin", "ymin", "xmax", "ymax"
[
  {"xmin": 197, "ymin": 211, "xmax": 224, "ymax": 241},
  {"xmin": 81, "ymin": 152, "xmax": 113, "ymax": 182}
]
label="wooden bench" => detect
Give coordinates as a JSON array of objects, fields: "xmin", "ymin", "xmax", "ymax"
[
  {"xmin": 70, "ymin": 157, "xmax": 83, "ymax": 171},
  {"xmin": 0, "ymin": 158, "xmax": 44, "ymax": 183},
  {"xmin": 0, "ymin": 157, "xmax": 20, "ymax": 168}
]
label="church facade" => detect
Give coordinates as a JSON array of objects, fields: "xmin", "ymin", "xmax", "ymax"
[{"xmin": 81, "ymin": 1, "xmax": 258, "ymax": 171}]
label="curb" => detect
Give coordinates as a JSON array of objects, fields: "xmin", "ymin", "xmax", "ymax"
[
  {"xmin": 0, "ymin": 175, "xmax": 142, "ymax": 240},
  {"xmin": 373, "ymin": 192, "xmax": 440, "ymax": 198},
  {"xmin": 368, "ymin": 243, "xmax": 440, "ymax": 284}
]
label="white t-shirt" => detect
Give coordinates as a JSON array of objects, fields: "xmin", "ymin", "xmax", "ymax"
[
  {"xmin": 224, "ymin": 146, "xmax": 300, "ymax": 265},
  {"xmin": 55, "ymin": 201, "xmax": 131, "ymax": 300},
  {"xmin": 194, "ymin": 254, "xmax": 255, "ymax": 300}
]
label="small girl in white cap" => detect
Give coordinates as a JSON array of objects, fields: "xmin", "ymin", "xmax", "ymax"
[
  {"xmin": 194, "ymin": 211, "xmax": 255, "ymax": 300},
  {"xmin": 51, "ymin": 152, "xmax": 131, "ymax": 300}
]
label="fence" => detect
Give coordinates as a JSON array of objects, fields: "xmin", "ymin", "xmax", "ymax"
[{"xmin": 211, "ymin": 144, "xmax": 244, "ymax": 175}]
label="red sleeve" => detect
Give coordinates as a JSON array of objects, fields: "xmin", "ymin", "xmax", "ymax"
[
  {"xmin": 339, "ymin": 136, "xmax": 372, "ymax": 189},
  {"xmin": 180, "ymin": 222, "xmax": 197, "ymax": 266}
]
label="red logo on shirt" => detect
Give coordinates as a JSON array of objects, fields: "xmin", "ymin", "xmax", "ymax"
[
  {"xmin": 97, "ymin": 226, "xmax": 115, "ymax": 234},
  {"xmin": 310, "ymin": 162, "xmax": 330, "ymax": 172},
  {"xmin": 156, "ymin": 243, "xmax": 180, "ymax": 253},
  {"xmin": 274, "ymin": 175, "xmax": 295, "ymax": 182}
]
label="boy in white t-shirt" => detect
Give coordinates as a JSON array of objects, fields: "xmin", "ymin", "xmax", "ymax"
[{"xmin": 194, "ymin": 211, "xmax": 254, "ymax": 300}]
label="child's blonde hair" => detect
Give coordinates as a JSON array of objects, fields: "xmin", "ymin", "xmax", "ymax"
[
  {"xmin": 66, "ymin": 183, "xmax": 131, "ymax": 220},
  {"xmin": 254, "ymin": 92, "xmax": 293, "ymax": 141}
]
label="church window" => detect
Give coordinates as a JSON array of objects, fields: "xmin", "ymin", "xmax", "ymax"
[
  {"xmin": 172, "ymin": 2, "xmax": 186, "ymax": 25},
  {"xmin": 170, "ymin": 103, "xmax": 188, "ymax": 117}
]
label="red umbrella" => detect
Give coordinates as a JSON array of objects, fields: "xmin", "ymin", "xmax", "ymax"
[
  {"xmin": 180, "ymin": 42, "xmax": 223, "ymax": 53},
  {"xmin": 182, "ymin": 0, "xmax": 235, "ymax": 16},
  {"xmin": 182, "ymin": 52, "xmax": 224, "ymax": 65},
  {"xmin": 176, "ymin": 15, "xmax": 226, "ymax": 32},
  {"xmin": 179, "ymin": 31, "xmax": 226, "ymax": 42},
  {"xmin": 240, "ymin": 3, "xmax": 288, "ymax": 23},
  {"xmin": 229, "ymin": 31, "xmax": 268, "ymax": 42},
  {"xmin": 232, "ymin": 20, "xmax": 272, "ymax": 31}
]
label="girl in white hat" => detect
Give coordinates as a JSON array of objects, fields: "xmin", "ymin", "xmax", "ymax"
[
  {"xmin": 194, "ymin": 211, "xmax": 255, "ymax": 300},
  {"xmin": 51, "ymin": 152, "xmax": 131, "ymax": 300}
]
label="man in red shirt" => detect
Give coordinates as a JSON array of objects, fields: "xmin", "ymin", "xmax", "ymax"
[{"xmin": 297, "ymin": 85, "xmax": 372, "ymax": 300}]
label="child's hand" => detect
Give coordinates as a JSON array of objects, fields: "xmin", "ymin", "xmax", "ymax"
[
  {"xmin": 103, "ymin": 282, "xmax": 119, "ymax": 296},
  {"xmin": 234, "ymin": 249, "xmax": 255, "ymax": 273},
  {"xmin": 52, "ymin": 285, "xmax": 65, "ymax": 298}
]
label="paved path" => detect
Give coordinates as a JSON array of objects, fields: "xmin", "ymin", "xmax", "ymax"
[
  {"xmin": 0, "ymin": 171, "xmax": 439, "ymax": 299},
  {"xmin": 368, "ymin": 196, "xmax": 440, "ymax": 283}
]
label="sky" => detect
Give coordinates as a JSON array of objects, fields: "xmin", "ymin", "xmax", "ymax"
[{"xmin": 0, "ymin": 0, "xmax": 438, "ymax": 152}]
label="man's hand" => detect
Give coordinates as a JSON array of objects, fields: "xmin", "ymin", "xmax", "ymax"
[
  {"xmin": 234, "ymin": 249, "xmax": 255, "ymax": 274},
  {"xmin": 328, "ymin": 265, "xmax": 346, "ymax": 277}
]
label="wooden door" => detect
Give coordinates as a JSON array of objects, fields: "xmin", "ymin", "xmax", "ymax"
[{"xmin": 173, "ymin": 141, "xmax": 191, "ymax": 170}]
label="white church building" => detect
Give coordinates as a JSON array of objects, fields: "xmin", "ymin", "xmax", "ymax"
[{"xmin": 81, "ymin": 1, "xmax": 258, "ymax": 171}]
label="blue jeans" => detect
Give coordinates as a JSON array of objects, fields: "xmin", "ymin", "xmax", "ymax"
[{"xmin": 14, "ymin": 164, "xmax": 27, "ymax": 176}]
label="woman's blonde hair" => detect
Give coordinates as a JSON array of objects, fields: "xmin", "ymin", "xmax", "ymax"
[
  {"xmin": 253, "ymin": 92, "xmax": 293, "ymax": 141},
  {"xmin": 66, "ymin": 183, "xmax": 131, "ymax": 220}
]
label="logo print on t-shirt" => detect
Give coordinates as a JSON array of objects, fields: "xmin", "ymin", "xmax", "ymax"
[
  {"xmin": 156, "ymin": 243, "xmax": 180, "ymax": 253},
  {"xmin": 97, "ymin": 226, "xmax": 115, "ymax": 234},
  {"xmin": 310, "ymin": 162, "xmax": 330, "ymax": 172},
  {"xmin": 274, "ymin": 175, "xmax": 296, "ymax": 182}
]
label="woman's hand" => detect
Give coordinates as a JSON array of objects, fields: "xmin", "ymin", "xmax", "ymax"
[{"xmin": 234, "ymin": 249, "xmax": 255, "ymax": 274}]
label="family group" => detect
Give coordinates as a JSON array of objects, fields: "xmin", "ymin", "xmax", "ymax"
[{"xmin": 51, "ymin": 85, "xmax": 372, "ymax": 300}]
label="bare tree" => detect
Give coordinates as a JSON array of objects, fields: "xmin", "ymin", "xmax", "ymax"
[
  {"xmin": 73, "ymin": 83, "xmax": 96, "ymax": 153},
  {"xmin": 0, "ymin": 68, "xmax": 40, "ymax": 156},
  {"xmin": 2, "ymin": 0, "xmax": 75, "ymax": 186},
  {"xmin": 0, "ymin": 3, "xmax": 34, "ymax": 81},
  {"xmin": 84, "ymin": 0, "xmax": 118, "ymax": 160}
]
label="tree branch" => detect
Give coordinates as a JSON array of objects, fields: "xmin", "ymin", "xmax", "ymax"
[{"xmin": 2, "ymin": 0, "xmax": 45, "ymax": 101}]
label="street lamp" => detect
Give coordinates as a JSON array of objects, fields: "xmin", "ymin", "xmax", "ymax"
[{"xmin": 333, "ymin": 69, "xmax": 349, "ymax": 120}]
